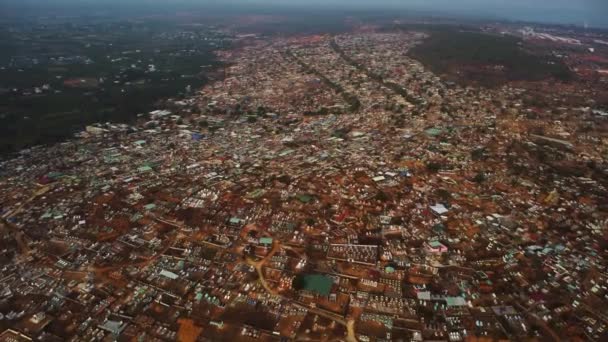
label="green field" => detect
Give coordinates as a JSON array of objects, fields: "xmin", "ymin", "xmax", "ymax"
[
  {"xmin": 0, "ymin": 20, "xmax": 229, "ymax": 156},
  {"xmin": 408, "ymin": 28, "xmax": 572, "ymax": 85},
  {"xmin": 293, "ymin": 274, "xmax": 333, "ymax": 296}
]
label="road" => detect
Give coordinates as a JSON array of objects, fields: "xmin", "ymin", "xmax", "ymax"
[
  {"xmin": 1, "ymin": 184, "xmax": 51, "ymax": 255},
  {"xmin": 245, "ymin": 238, "xmax": 358, "ymax": 342},
  {"xmin": 88, "ymin": 230, "xmax": 177, "ymax": 287},
  {"xmin": 246, "ymin": 239, "xmax": 282, "ymax": 295},
  {"xmin": 122, "ymin": 215, "xmax": 359, "ymax": 341},
  {"xmin": 515, "ymin": 303, "xmax": 560, "ymax": 342}
]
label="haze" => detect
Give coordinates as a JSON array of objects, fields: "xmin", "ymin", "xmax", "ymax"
[{"xmin": 1, "ymin": 0, "xmax": 607, "ymax": 28}]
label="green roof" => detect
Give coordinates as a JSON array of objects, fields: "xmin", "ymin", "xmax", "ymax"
[
  {"xmin": 138, "ymin": 165, "xmax": 153, "ymax": 172},
  {"xmin": 301, "ymin": 274, "xmax": 333, "ymax": 296},
  {"xmin": 130, "ymin": 213, "xmax": 143, "ymax": 222},
  {"xmin": 144, "ymin": 203, "xmax": 156, "ymax": 210},
  {"xmin": 279, "ymin": 149, "xmax": 295, "ymax": 156},
  {"xmin": 432, "ymin": 224, "xmax": 445, "ymax": 233},
  {"xmin": 48, "ymin": 171, "xmax": 64, "ymax": 179},
  {"xmin": 297, "ymin": 194, "xmax": 314, "ymax": 203},
  {"xmin": 425, "ymin": 128, "xmax": 443, "ymax": 136},
  {"xmin": 247, "ymin": 188, "xmax": 266, "ymax": 199},
  {"xmin": 259, "ymin": 237, "xmax": 273, "ymax": 245},
  {"xmin": 445, "ymin": 296, "xmax": 466, "ymax": 306}
]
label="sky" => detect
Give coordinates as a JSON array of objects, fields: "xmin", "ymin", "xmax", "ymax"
[{"xmin": 1, "ymin": 0, "xmax": 606, "ymax": 28}]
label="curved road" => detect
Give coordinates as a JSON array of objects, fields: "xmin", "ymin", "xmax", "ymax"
[{"xmin": 246, "ymin": 239, "xmax": 358, "ymax": 342}]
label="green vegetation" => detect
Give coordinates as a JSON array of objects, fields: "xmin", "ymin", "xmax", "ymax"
[
  {"xmin": 287, "ymin": 50, "xmax": 361, "ymax": 113},
  {"xmin": 330, "ymin": 40, "xmax": 421, "ymax": 105},
  {"xmin": 292, "ymin": 274, "xmax": 333, "ymax": 296},
  {"xmin": 0, "ymin": 20, "xmax": 229, "ymax": 156},
  {"xmin": 409, "ymin": 29, "xmax": 573, "ymax": 86},
  {"xmin": 425, "ymin": 161, "xmax": 443, "ymax": 173}
]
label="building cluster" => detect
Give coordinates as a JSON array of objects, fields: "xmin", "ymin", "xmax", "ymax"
[{"xmin": 0, "ymin": 31, "xmax": 607, "ymax": 341}]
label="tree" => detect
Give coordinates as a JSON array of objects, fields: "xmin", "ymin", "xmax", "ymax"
[
  {"xmin": 473, "ymin": 172, "xmax": 486, "ymax": 183},
  {"xmin": 426, "ymin": 161, "xmax": 442, "ymax": 173},
  {"xmin": 375, "ymin": 191, "xmax": 389, "ymax": 202},
  {"xmin": 292, "ymin": 274, "xmax": 306, "ymax": 290},
  {"xmin": 256, "ymin": 106, "xmax": 267, "ymax": 116},
  {"xmin": 471, "ymin": 148, "xmax": 486, "ymax": 161},
  {"xmin": 435, "ymin": 189, "xmax": 452, "ymax": 201}
]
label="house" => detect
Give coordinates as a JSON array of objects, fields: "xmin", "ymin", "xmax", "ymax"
[
  {"xmin": 425, "ymin": 241, "xmax": 448, "ymax": 254},
  {"xmin": 99, "ymin": 320, "xmax": 126, "ymax": 335},
  {"xmin": 159, "ymin": 269, "xmax": 179, "ymax": 280},
  {"xmin": 259, "ymin": 237, "xmax": 273, "ymax": 247},
  {"xmin": 0, "ymin": 329, "xmax": 32, "ymax": 342},
  {"xmin": 430, "ymin": 204, "xmax": 449, "ymax": 216}
]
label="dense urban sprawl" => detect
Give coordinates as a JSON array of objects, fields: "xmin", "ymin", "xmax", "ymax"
[{"xmin": 1, "ymin": 30, "xmax": 608, "ymax": 342}]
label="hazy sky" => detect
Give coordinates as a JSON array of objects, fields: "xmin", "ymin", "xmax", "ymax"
[{"xmin": 1, "ymin": 0, "xmax": 606, "ymax": 28}]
